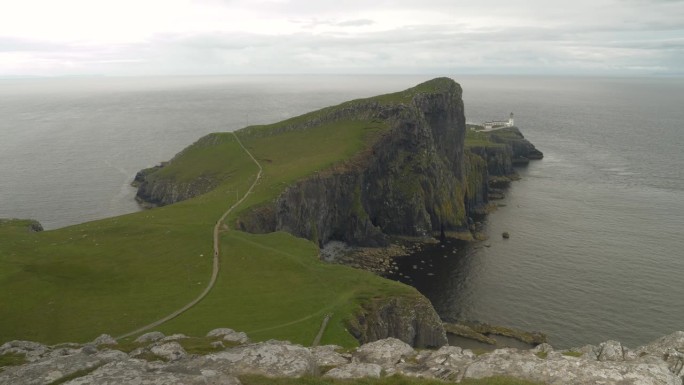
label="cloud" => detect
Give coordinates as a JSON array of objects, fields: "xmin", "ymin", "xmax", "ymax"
[
  {"xmin": 1, "ymin": 0, "xmax": 683, "ymax": 76},
  {"xmin": 336, "ymin": 19, "xmax": 375, "ymax": 27}
]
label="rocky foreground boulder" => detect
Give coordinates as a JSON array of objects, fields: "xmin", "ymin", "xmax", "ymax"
[{"xmin": 1, "ymin": 330, "xmax": 683, "ymax": 385}]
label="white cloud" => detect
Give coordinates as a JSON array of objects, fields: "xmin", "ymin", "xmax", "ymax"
[{"xmin": 1, "ymin": 0, "xmax": 683, "ymax": 76}]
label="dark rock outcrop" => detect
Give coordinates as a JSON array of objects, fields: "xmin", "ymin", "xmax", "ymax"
[
  {"xmin": 132, "ymin": 135, "xmax": 229, "ymax": 207},
  {"xmin": 239, "ymin": 78, "xmax": 469, "ymax": 246},
  {"xmin": 346, "ymin": 295, "xmax": 448, "ymax": 348},
  {"xmin": 489, "ymin": 127, "xmax": 544, "ymax": 161},
  {"xmin": 0, "ymin": 218, "xmax": 44, "ymax": 233}
]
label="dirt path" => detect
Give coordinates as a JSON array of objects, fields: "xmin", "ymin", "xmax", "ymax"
[
  {"xmin": 311, "ymin": 313, "xmax": 332, "ymax": 347},
  {"xmin": 117, "ymin": 132, "xmax": 262, "ymax": 340}
]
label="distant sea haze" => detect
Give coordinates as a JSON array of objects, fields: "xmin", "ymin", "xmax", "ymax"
[{"xmin": 2, "ymin": 75, "xmax": 683, "ymax": 349}]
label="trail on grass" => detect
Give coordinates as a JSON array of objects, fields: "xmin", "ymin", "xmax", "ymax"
[{"xmin": 117, "ymin": 132, "xmax": 262, "ymax": 340}]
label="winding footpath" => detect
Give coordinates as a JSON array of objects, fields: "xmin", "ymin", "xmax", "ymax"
[{"xmin": 117, "ymin": 132, "xmax": 262, "ymax": 340}]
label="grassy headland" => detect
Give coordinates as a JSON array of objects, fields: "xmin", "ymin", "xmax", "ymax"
[{"xmin": 0, "ymin": 80, "xmax": 458, "ymax": 347}]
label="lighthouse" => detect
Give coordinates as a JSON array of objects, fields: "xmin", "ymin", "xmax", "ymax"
[{"xmin": 508, "ymin": 112, "xmax": 514, "ymax": 127}]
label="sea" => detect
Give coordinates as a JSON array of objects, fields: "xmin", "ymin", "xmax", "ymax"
[{"xmin": 1, "ymin": 75, "xmax": 683, "ymax": 349}]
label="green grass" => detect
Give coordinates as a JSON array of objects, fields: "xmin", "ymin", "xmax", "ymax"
[
  {"xmin": 0, "ymin": 87, "xmax": 420, "ymax": 347},
  {"xmin": 465, "ymin": 130, "xmax": 505, "ymax": 149},
  {"xmin": 241, "ymin": 374, "xmax": 543, "ymax": 385},
  {"xmin": 0, "ymin": 352, "xmax": 26, "ymax": 369}
]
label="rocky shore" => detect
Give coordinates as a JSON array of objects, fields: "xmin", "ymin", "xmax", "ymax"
[{"xmin": 2, "ymin": 329, "xmax": 683, "ymax": 385}]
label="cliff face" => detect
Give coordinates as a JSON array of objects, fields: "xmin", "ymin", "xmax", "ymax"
[
  {"xmin": 134, "ymin": 167, "xmax": 219, "ymax": 207},
  {"xmin": 347, "ymin": 295, "xmax": 448, "ymax": 348},
  {"xmin": 463, "ymin": 127, "xmax": 544, "ymax": 213},
  {"xmin": 239, "ymin": 78, "xmax": 469, "ymax": 246},
  {"xmin": 132, "ymin": 134, "xmax": 234, "ymax": 207},
  {"xmin": 490, "ymin": 127, "xmax": 544, "ymax": 161}
]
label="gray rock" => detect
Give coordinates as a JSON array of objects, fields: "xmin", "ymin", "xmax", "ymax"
[
  {"xmin": 353, "ymin": 337, "xmax": 415, "ymax": 367},
  {"xmin": 150, "ymin": 342, "xmax": 187, "ymax": 361},
  {"xmin": 638, "ymin": 331, "xmax": 684, "ymax": 357},
  {"xmin": 135, "ymin": 331, "xmax": 165, "ymax": 344},
  {"xmin": 162, "ymin": 333, "xmax": 189, "ymax": 342},
  {"xmin": 46, "ymin": 347, "xmax": 82, "ymax": 359},
  {"xmin": 598, "ymin": 340, "xmax": 625, "ymax": 362},
  {"xmin": 575, "ymin": 344, "xmax": 600, "ymax": 360},
  {"xmin": 664, "ymin": 348, "xmax": 684, "ymax": 377},
  {"xmin": 223, "ymin": 331, "xmax": 250, "ymax": 344},
  {"xmin": 210, "ymin": 341, "xmax": 225, "ymax": 349},
  {"xmin": 206, "ymin": 328, "xmax": 237, "ymax": 338},
  {"xmin": 310, "ymin": 345, "xmax": 349, "ymax": 367},
  {"xmin": 533, "ymin": 343, "xmax": 554, "ymax": 354},
  {"xmin": 423, "ymin": 345, "xmax": 476, "ymax": 367},
  {"xmin": 81, "ymin": 344, "xmax": 98, "ymax": 356},
  {"xmin": 389, "ymin": 345, "xmax": 475, "ymax": 381},
  {"xmin": 92, "ymin": 334, "xmax": 117, "ymax": 346},
  {"xmin": 0, "ymin": 350, "xmax": 127, "ymax": 385},
  {"xmin": 129, "ymin": 347, "xmax": 146, "ymax": 358},
  {"xmin": 323, "ymin": 363, "xmax": 382, "ymax": 379},
  {"xmin": 62, "ymin": 359, "xmax": 241, "ymax": 385},
  {"xmin": 462, "ymin": 347, "xmax": 681, "ymax": 385},
  {"xmin": 201, "ymin": 340, "xmax": 315, "ymax": 377},
  {"xmin": 636, "ymin": 332, "xmax": 684, "ymax": 377},
  {"xmin": 0, "ymin": 340, "xmax": 49, "ymax": 362}
]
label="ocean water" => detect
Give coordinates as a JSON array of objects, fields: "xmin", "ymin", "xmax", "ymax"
[
  {"xmin": 1, "ymin": 75, "xmax": 683, "ymax": 349},
  {"xmin": 0, "ymin": 75, "xmax": 429, "ymax": 229},
  {"xmin": 392, "ymin": 76, "xmax": 684, "ymax": 349}
]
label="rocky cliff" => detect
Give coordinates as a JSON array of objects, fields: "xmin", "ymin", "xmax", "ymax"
[
  {"xmin": 133, "ymin": 134, "xmax": 234, "ymax": 207},
  {"xmin": 3, "ymin": 330, "xmax": 683, "ymax": 385},
  {"xmin": 346, "ymin": 295, "xmax": 448, "ymax": 348},
  {"xmin": 463, "ymin": 127, "xmax": 543, "ymax": 213},
  {"xmin": 238, "ymin": 78, "xmax": 470, "ymax": 246},
  {"xmin": 134, "ymin": 79, "xmax": 543, "ymax": 246}
]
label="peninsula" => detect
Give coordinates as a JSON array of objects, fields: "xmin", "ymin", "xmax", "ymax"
[{"xmin": 0, "ymin": 78, "xmax": 542, "ymax": 350}]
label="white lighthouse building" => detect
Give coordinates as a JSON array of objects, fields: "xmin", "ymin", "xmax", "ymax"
[{"xmin": 482, "ymin": 112, "xmax": 515, "ymax": 130}]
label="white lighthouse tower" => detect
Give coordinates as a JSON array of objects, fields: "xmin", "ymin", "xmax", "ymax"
[{"xmin": 507, "ymin": 112, "xmax": 514, "ymax": 127}]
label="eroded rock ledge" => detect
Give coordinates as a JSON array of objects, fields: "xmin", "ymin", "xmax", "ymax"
[{"xmin": 2, "ymin": 330, "xmax": 683, "ymax": 385}]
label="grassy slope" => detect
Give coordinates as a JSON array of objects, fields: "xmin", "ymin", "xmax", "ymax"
[
  {"xmin": 0, "ymin": 115, "xmax": 414, "ymax": 346},
  {"xmin": 465, "ymin": 129, "xmax": 506, "ymax": 149}
]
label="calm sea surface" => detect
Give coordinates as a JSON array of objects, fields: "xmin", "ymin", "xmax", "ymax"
[{"xmin": 1, "ymin": 75, "xmax": 683, "ymax": 349}]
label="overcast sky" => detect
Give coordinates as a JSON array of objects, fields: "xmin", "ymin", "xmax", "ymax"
[{"xmin": 1, "ymin": 0, "xmax": 682, "ymax": 77}]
